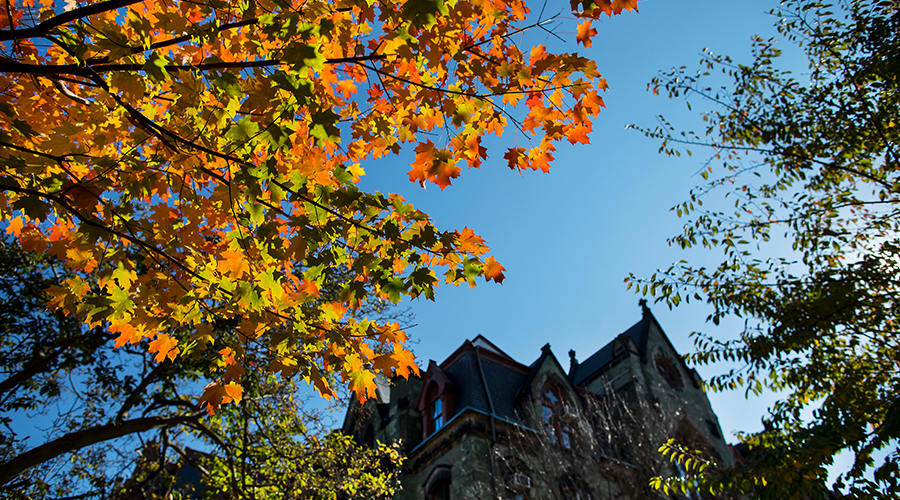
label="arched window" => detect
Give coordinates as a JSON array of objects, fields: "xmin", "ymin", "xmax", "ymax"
[
  {"xmin": 425, "ymin": 466, "xmax": 452, "ymax": 500},
  {"xmin": 541, "ymin": 384, "xmax": 573, "ymax": 449},
  {"xmin": 428, "ymin": 479, "xmax": 450, "ymax": 500},
  {"xmin": 655, "ymin": 354, "xmax": 682, "ymax": 388}
]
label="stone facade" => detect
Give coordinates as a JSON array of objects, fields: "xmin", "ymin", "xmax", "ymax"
[{"xmin": 341, "ymin": 305, "xmax": 733, "ymax": 499}]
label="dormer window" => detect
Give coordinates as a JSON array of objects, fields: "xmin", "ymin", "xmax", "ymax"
[
  {"xmin": 416, "ymin": 363, "xmax": 455, "ymax": 440},
  {"xmin": 424, "ymin": 382, "xmax": 445, "ymax": 436},
  {"xmin": 431, "ymin": 393, "xmax": 444, "ymax": 433},
  {"xmin": 541, "ymin": 384, "xmax": 573, "ymax": 449}
]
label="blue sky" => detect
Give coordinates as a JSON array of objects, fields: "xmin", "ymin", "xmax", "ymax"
[{"xmin": 359, "ymin": 0, "xmax": 793, "ymax": 449}]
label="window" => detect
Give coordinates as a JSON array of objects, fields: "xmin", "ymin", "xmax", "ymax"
[
  {"xmin": 501, "ymin": 458, "xmax": 531, "ymax": 500},
  {"xmin": 655, "ymin": 355, "xmax": 682, "ymax": 388},
  {"xmin": 542, "ymin": 404, "xmax": 557, "ymax": 444},
  {"xmin": 415, "ymin": 364, "xmax": 455, "ymax": 441},
  {"xmin": 423, "ymin": 381, "xmax": 447, "ymax": 437},
  {"xmin": 432, "ymin": 396, "xmax": 443, "ymax": 433},
  {"xmin": 428, "ymin": 479, "xmax": 450, "ymax": 500},
  {"xmin": 541, "ymin": 384, "xmax": 573, "ymax": 449},
  {"xmin": 425, "ymin": 466, "xmax": 452, "ymax": 500}
]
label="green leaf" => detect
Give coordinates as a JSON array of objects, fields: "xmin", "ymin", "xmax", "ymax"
[
  {"xmin": 282, "ymin": 42, "xmax": 325, "ymax": 72},
  {"xmin": 226, "ymin": 116, "xmax": 261, "ymax": 143},
  {"xmin": 213, "ymin": 71, "xmax": 243, "ymax": 99},
  {"xmin": 309, "ymin": 109, "xmax": 341, "ymax": 145},
  {"xmin": 142, "ymin": 52, "xmax": 169, "ymax": 83},
  {"xmin": 402, "ymin": 0, "xmax": 449, "ymax": 28}
]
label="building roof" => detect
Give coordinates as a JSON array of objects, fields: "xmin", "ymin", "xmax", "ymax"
[
  {"xmin": 440, "ymin": 339, "xmax": 529, "ymax": 424},
  {"xmin": 571, "ymin": 309, "xmax": 650, "ymax": 386}
]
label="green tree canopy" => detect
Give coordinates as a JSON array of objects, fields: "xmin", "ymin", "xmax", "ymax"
[{"xmin": 633, "ymin": 0, "xmax": 899, "ymax": 497}]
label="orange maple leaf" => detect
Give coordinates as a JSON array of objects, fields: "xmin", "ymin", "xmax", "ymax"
[
  {"xmin": 455, "ymin": 227, "xmax": 487, "ymax": 255},
  {"xmin": 219, "ymin": 249, "xmax": 250, "ymax": 279},
  {"xmin": 198, "ymin": 381, "xmax": 227, "ymax": 415},
  {"xmin": 223, "ymin": 382, "xmax": 243, "ymax": 404},
  {"xmin": 0, "ymin": 5, "xmax": 21, "ymax": 29},
  {"xmin": 409, "ymin": 141, "xmax": 462, "ymax": 189},
  {"xmin": 219, "ymin": 347, "xmax": 238, "ymax": 366},
  {"xmin": 529, "ymin": 143, "xmax": 556, "ymax": 173},
  {"xmin": 567, "ymin": 123, "xmax": 592, "ymax": 145},
  {"xmin": 374, "ymin": 322, "xmax": 408, "ymax": 344},
  {"xmin": 483, "ymin": 256, "xmax": 506, "ymax": 284},
  {"xmin": 430, "ymin": 159, "xmax": 462, "ymax": 190},
  {"xmin": 149, "ymin": 333, "xmax": 179, "ymax": 363},
  {"xmin": 348, "ymin": 369, "xmax": 377, "ymax": 403},
  {"xmin": 576, "ymin": 20, "xmax": 599, "ymax": 48},
  {"xmin": 611, "ymin": 0, "xmax": 639, "ymax": 14},
  {"xmin": 111, "ymin": 324, "xmax": 143, "ymax": 348},
  {"xmin": 505, "ymin": 147, "xmax": 529, "ymax": 170},
  {"xmin": 298, "ymin": 280, "xmax": 320, "ymax": 299},
  {"xmin": 5, "ymin": 217, "xmax": 23, "ymax": 237}
]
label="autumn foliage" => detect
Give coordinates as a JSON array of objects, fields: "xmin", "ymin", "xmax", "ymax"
[{"xmin": 0, "ymin": 0, "xmax": 636, "ymax": 410}]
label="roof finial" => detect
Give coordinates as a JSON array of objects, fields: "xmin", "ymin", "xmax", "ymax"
[
  {"xmin": 568, "ymin": 349, "xmax": 579, "ymax": 378},
  {"xmin": 639, "ymin": 298, "xmax": 650, "ymax": 316}
]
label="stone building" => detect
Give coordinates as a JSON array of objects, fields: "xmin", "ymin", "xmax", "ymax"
[{"xmin": 341, "ymin": 304, "xmax": 734, "ymax": 499}]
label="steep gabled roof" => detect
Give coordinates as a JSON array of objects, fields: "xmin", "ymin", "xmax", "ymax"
[
  {"xmin": 571, "ymin": 311, "xmax": 648, "ymax": 386},
  {"xmin": 432, "ymin": 336, "xmax": 529, "ymax": 423},
  {"xmin": 515, "ymin": 343, "xmax": 576, "ymax": 400},
  {"xmin": 470, "ymin": 334, "xmax": 515, "ymax": 361},
  {"xmin": 571, "ymin": 304, "xmax": 700, "ymax": 388}
]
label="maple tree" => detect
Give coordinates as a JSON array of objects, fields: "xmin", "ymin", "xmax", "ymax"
[
  {"xmin": 0, "ymin": 0, "xmax": 635, "ymax": 415},
  {"xmin": 0, "ymin": 238, "xmax": 402, "ymax": 498},
  {"xmin": 630, "ymin": 0, "xmax": 900, "ymax": 497}
]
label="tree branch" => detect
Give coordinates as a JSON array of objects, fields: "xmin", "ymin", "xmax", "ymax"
[
  {"xmin": 0, "ymin": 412, "xmax": 203, "ymax": 487},
  {"xmin": 0, "ymin": 330, "xmax": 111, "ymax": 397},
  {"xmin": 115, "ymin": 361, "xmax": 169, "ymax": 422},
  {"xmin": 0, "ymin": 0, "xmax": 144, "ymax": 42},
  {"xmin": 0, "ymin": 54, "xmax": 387, "ymax": 77}
]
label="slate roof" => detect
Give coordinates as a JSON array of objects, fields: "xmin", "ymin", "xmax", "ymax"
[
  {"xmin": 479, "ymin": 354, "xmax": 527, "ymax": 421},
  {"xmin": 570, "ymin": 307, "xmax": 651, "ymax": 386},
  {"xmin": 437, "ymin": 337, "xmax": 529, "ymax": 424},
  {"xmin": 412, "ymin": 306, "xmax": 678, "ymax": 435},
  {"xmin": 442, "ymin": 349, "xmax": 476, "ymax": 413}
]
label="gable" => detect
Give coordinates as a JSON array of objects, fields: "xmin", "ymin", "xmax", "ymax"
[
  {"xmin": 572, "ymin": 314, "xmax": 646, "ymax": 387},
  {"xmin": 643, "ymin": 318, "xmax": 699, "ymax": 390},
  {"xmin": 517, "ymin": 344, "xmax": 579, "ymax": 404},
  {"xmin": 470, "ymin": 334, "xmax": 515, "ymax": 361},
  {"xmin": 415, "ymin": 360, "xmax": 454, "ymax": 411}
]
